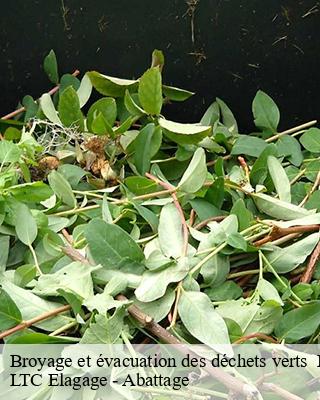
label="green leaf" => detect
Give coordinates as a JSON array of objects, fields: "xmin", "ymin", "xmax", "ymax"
[
  {"xmin": 205, "ymin": 177, "xmax": 225, "ymax": 209},
  {"xmin": 178, "ymin": 148, "xmax": 207, "ymax": 193},
  {"xmin": 250, "ymin": 144, "xmax": 278, "ymax": 186},
  {"xmin": 265, "ymin": 232, "xmax": 320, "ymax": 274},
  {"xmin": 178, "ymin": 291, "xmax": 231, "ymax": 354},
  {"xmin": 216, "ymin": 98, "xmax": 238, "ymax": 135},
  {"xmin": 134, "ymin": 124, "xmax": 162, "ymax": 175},
  {"xmin": 162, "ymin": 85, "xmax": 194, "ymax": 101},
  {"xmin": 230, "ymin": 199, "xmax": 253, "ymax": 230},
  {"xmin": 135, "ymin": 259, "xmax": 189, "ymax": 302},
  {"xmin": 151, "ymin": 49, "xmax": 165, "ymax": 70},
  {"xmin": 133, "ymin": 289, "xmax": 175, "ymax": 322},
  {"xmin": 275, "ymin": 302, "xmax": 320, "ymax": 342},
  {"xmin": 0, "ymin": 236, "xmax": 9, "ymax": 271},
  {"xmin": 257, "ymin": 278, "xmax": 283, "ymax": 305},
  {"xmin": 205, "ymin": 281, "xmax": 243, "ymax": 301},
  {"xmin": 201, "ymin": 101, "xmax": 220, "ymax": 126},
  {"xmin": 40, "ymin": 93, "xmax": 61, "ymax": 124},
  {"xmin": 305, "ymin": 160, "xmax": 320, "ymax": 182},
  {"xmin": 276, "ymin": 136, "xmax": 303, "ymax": 167},
  {"xmin": 14, "ymin": 264, "xmax": 37, "ymax": 287},
  {"xmin": 227, "ymin": 232, "xmax": 247, "ymax": 250},
  {"xmin": 85, "ymin": 219, "xmax": 144, "ymax": 269},
  {"xmin": 200, "ymin": 254, "xmax": 230, "ymax": 287},
  {"xmin": 124, "ymin": 176, "xmax": 158, "ymax": 195},
  {"xmin": 253, "ymin": 192, "xmax": 313, "ymax": 220},
  {"xmin": 158, "ymin": 203, "xmax": 184, "ymax": 259},
  {"xmin": 15, "ymin": 203, "xmax": 38, "ymax": 245},
  {"xmin": 81, "ymin": 308, "xmax": 125, "ymax": 344},
  {"xmin": 267, "ymin": 155, "xmax": 291, "ymax": 202},
  {"xmin": 77, "ymin": 73, "xmax": 93, "ymax": 108},
  {"xmin": 43, "ymin": 50, "xmax": 59, "ymax": 84},
  {"xmin": 87, "ymin": 97, "xmax": 117, "ymax": 131},
  {"xmin": 133, "ymin": 203, "xmax": 159, "ymax": 232},
  {"xmin": 0, "ymin": 280, "xmax": 73, "ymax": 331},
  {"xmin": 300, "ymin": 128, "xmax": 320, "ymax": 153},
  {"xmin": 160, "ymin": 119, "xmax": 212, "ymax": 145},
  {"xmin": 231, "ymin": 135, "xmax": 267, "ymax": 157},
  {"xmin": 0, "ymin": 140, "xmax": 22, "ymax": 164},
  {"xmin": 7, "ymin": 182, "xmax": 53, "ymax": 202},
  {"xmin": 48, "ymin": 170, "xmax": 76, "ymax": 208},
  {"xmin": 252, "ymin": 90, "xmax": 280, "ymax": 132},
  {"xmin": 91, "ymin": 112, "xmax": 113, "ymax": 136},
  {"xmin": 0, "ymin": 288, "xmax": 22, "ymax": 330},
  {"xmin": 33, "ymin": 262, "xmax": 100, "ymax": 299},
  {"xmin": 124, "ymin": 90, "xmax": 146, "ymax": 116},
  {"xmin": 87, "ymin": 71, "xmax": 138, "ymax": 97},
  {"xmin": 138, "ymin": 67, "xmax": 162, "ymax": 115},
  {"xmin": 58, "ymin": 86, "xmax": 84, "ymax": 130}
]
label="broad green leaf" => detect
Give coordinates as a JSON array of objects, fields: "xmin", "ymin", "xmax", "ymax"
[
  {"xmin": 7, "ymin": 332, "xmax": 75, "ymax": 344},
  {"xmin": 178, "ymin": 148, "xmax": 207, "ymax": 193},
  {"xmin": 178, "ymin": 291, "xmax": 231, "ymax": 354},
  {"xmin": 151, "ymin": 49, "xmax": 165, "ymax": 69},
  {"xmin": 124, "ymin": 90, "xmax": 146, "ymax": 116},
  {"xmin": 85, "ymin": 219, "xmax": 144, "ymax": 269},
  {"xmin": 217, "ymin": 299, "xmax": 260, "ymax": 332},
  {"xmin": 134, "ymin": 124, "xmax": 162, "ymax": 175},
  {"xmin": 206, "ymin": 281, "xmax": 243, "ymax": 301},
  {"xmin": 275, "ymin": 302, "xmax": 320, "ymax": 342},
  {"xmin": 102, "ymin": 194, "xmax": 113, "ymax": 223},
  {"xmin": 267, "ymin": 155, "xmax": 291, "ymax": 202},
  {"xmin": 134, "ymin": 288, "xmax": 175, "ymax": 322},
  {"xmin": 138, "ymin": 67, "xmax": 162, "ymax": 115},
  {"xmin": 200, "ymin": 254, "xmax": 230, "ymax": 287},
  {"xmin": 22, "ymin": 95, "xmax": 39, "ymax": 121},
  {"xmin": 300, "ymin": 128, "xmax": 320, "ymax": 153},
  {"xmin": 252, "ymin": 90, "xmax": 280, "ymax": 132},
  {"xmin": 250, "ymin": 144, "xmax": 278, "ymax": 186},
  {"xmin": 48, "ymin": 170, "xmax": 76, "ymax": 208},
  {"xmin": 77, "ymin": 73, "xmax": 93, "ymax": 108},
  {"xmin": 277, "ymin": 135, "xmax": 303, "ymax": 167},
  {"xmin": 306, "ymin": 160, "xmax": 320, "ymax": 182},
  {"xmin": 84, "ymin": 291, "xmax": 126, "ymax": 314},
  {"xmin": 231, "ymin": 135, "xmax": 267, "ymax": 157},
  {"xmin": 306, "ymin": 191, "xmax": 320, "ymax": 211},
  {"xmin": 33, "ymin": 262, "xmax": 100, "ymax": 299},
  {"xmin": 201, "ymin": 101, "xmax": 220, "ymax": 126},
  {"xmin": 0, "ymin": 236, "xmax": 9, "ymax": 271},
  {"xmin": 205, "ymin": 177, "xmax": 224, "ymax": 208},
  {"xmin": 0, "ymin": 280, "xmax": 73, "ymax": 331},
  {"xmin": 265, "ymin": 232, "xmax": 320, "ymax": 273},
  {"xmin": 159, "ymin": 118, "xmax": 212, "ymax": 145},
  {"xmin": 58, "ymin": 86, "xmax": 84, "ymax": 130},
  {"xmin": 87, "ymin": 97, "xmax": 117, "ymax": 131},
  {"xmin": 124, "ymin": 176, "xmax": 158, "ymax": 195},
  {"xmin": 135, "ymin": 258, "xmax": 189, "ymax": 302},
  {"xmin": 59, "ymin": 73, "xmax": 80, "ymax": 92},
  {"xmin": 15, "ymin": 203, "xmax": 38, "ymax": 245},
  {"xmin": 162, "ymin": 85, "xmax": 194, "ymax": 101},
  {"xmin": 244, "ymin": 301, "xmax": 282, "ymax": 335},
  {"xmin": 40, "ymin": 93, "xmax": 61, "ymax": 124},
  {"xmin": 257, "ymin": 278, "xmax": 283, "ymax": 305},
  {"xmin": 158, "ymin": 203, "xmax": 184, "ymax": 259},
  {"xmin": 0, "ymin": 140, "xmax": 22, "ymax": 164},
  {"xmin": 81, "ymin": 308, "xmax": 125, "ymax": 344},
  {"xmin": 43, "ymin": 49, "xmax": 59, "ymax": 84},
  {"xmin": 253, "ymin": 192, "xmax": 313, "ymax": 220},
  {"xmin": 272, "ymin": 213, "xmax": 320, "ymax": 228},
  {"xmin": 230, "ymin": 198, "xmax": 253, "ymax": 230},
  {"xmin": 0, "ymin": 288, "xmax": 22, "ymax": 330},
  {"xmin": 226, "ymin": 232, "xmax": 247, "ymax": 250},
  {"xmin": 133, "ymin": 203, "xmax": 159, "ymax": 233},
  {"xmin": 91, "ymin": 112, "xmax": 113, "ymax": 136},
  {"xmin": 216, "ymin": 97, "xmax": 238, "ymax": 134},
  {"xmin": 87, "ymin": 71, "xmax": 138, "ymax": 97},
  {"xmin": 7, "ymin": 182, "xmax": 53, "ymax": 202},
  {"xmin": 14, "ymin": 264, "xmax": 37, "ymax": 287}
]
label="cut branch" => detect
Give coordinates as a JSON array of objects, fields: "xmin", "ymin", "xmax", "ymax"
[
  {"xmin": 0, "ymin": 305, "xmax": 71, "ymax": 340},
  {"xmin": 300, "ymin": 237, "xmax": 320, "ymax": 283}
]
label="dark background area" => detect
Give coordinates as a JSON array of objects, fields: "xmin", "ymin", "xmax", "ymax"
[{"xmin": 1, "ymin": 0, "xmax": 319, "ymax": 131}]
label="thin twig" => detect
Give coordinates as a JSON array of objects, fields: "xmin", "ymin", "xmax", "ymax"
[
  {"xmin": 1, "ymin": 69, "xmax": 80, "ymax": 120},
  {"xmin": 233, "ymin": 332, "xmax": 278, "ymax": 344},
  {"xmin": 300, "ymin": 237, "xmax": 320, "ymax": 283},
  {"xmin": 0, "ymin": 305, "xmax": 71, "ymax": 340},
  {"xmin": 265, "ymin": 120, "xmax": 317, "ymax": 143}
]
